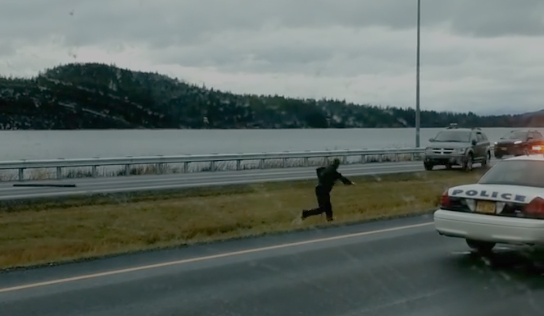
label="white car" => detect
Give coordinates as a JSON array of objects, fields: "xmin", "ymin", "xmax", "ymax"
[{"xmin": 434, "ymin": 154, "xmax": 544, "ymax": 253}]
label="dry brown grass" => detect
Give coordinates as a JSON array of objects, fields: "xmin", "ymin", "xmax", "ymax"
[{"xmin": 0, "ymin": 169, "xmax": 487, "ymax": 269}]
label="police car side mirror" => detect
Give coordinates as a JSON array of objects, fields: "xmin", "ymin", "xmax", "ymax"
[{"xmin": 472, "ymin": 139, "xmax": 477, "ymax": 146}]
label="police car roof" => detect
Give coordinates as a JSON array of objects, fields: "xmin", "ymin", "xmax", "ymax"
[{"xmin": 505, "ymin": 155, "xmax": 544, "ymax": 161}]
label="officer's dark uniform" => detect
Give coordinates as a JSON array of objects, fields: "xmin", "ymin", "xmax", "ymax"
[{"xmin": 302, "ymin": 160, "xmax": 353, "ymax": 221}]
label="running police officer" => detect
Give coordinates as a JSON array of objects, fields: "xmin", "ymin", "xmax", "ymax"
[{"xmin": 302, "ymin": 158, "xmax": 355, "ymax": 222}]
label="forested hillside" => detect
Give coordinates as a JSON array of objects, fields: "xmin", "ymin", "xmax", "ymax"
[{"xmin": 0, "ymin": 62, "xmax": 542, "ymax": 129}]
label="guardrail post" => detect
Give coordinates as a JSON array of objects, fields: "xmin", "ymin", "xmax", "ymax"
[
  {"xmin": 259, "ymin": 159, "xmax": 264, "ymax": 169},
  {"xmin": 342, "ymin": 155, "xmax": 348, "ymax": 164},
  {"xmin": 125, "ymin": 164, "xmax": 130, "ymax": 176},
  {"xmin": 210, "ymin": 161, "xmax": 215, "ymax": 171},
  {"xmin": 361, "ymin": 155, "xmax": 366, "ymax": 163},
  {"xmin": 282, "ymin": 158, "xmax": 287, "ymax": 168},
  {"xmin": 395, "ymin": 153, "xmax": 399, "ymax": 162},
  {"xmin": 18, "ymin": 168, "xmax": 24, "ymax": 181},
  {"xmin": 183, "ymin": 162, "xmax": 189, "ymax": 173},
  {"xmin": 303, "ymin": 157, "xmax": 309, "ymax": 167},
  {"xmin": 92, "ymin": 166, "xmax": 98, "ymax": 177},
  {"xmin": 56, "ymin": 167, "xmax": 62, "ymax": 179},
  {"xmin": 379, "ymin": 154, "xmax": 383, "ymax": 162},
  {"xmin": 236, "ymin": 160, "xmax": 241, "ymax": 170}
]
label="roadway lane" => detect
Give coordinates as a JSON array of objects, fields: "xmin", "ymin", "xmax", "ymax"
[
  {"xmin": 0, "ymin": 161, "xmax": 428, "ymax": 201},
  {"xmin": 1, "ymin": 215, "xmax": 543, "ymax": 316}
]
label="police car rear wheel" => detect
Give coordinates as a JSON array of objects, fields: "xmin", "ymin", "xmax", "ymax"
[
  {"xmin": 424, "ymin": 162, "xmax": 433, "ymax": 171},
  {"xmin": 466, "ymin": 239, "xmax": 495, "ymax": 253}
]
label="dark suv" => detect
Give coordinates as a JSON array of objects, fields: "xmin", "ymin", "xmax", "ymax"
[
  {"xmin": 424, "ymin": 125, "xmax": 491, "ymax": 171},
  {"xmin": 494, "ymin": 129, "xmax": 544, "ymax": 158}
]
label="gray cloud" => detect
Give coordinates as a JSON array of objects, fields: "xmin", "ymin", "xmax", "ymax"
[
  {"xmin": 1, "ymin": 0, "xmax": 544, "ymax": 114},
  {"xmin": 2, "ymin": 0, "xmax": 544, "ymax": 48},
  {"xmin": 0, "ymin": 41, "xmax": 15, "ymax": 56},
  {"xmin": 445, "ymin": 1, "xmax": 544, "ymax": 37}
]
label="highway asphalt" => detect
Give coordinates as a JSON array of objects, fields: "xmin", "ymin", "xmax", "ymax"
[
  {"xmin": 1, "ymin": 215, "xmax": 543, "ymax": 316},
  {"xmin": 0, "ymin": 161, "xmax": 430, "ymax": 201}
]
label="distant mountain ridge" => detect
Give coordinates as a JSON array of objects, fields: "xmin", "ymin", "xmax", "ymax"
[
  {"xmin": 521, "ymin": 109, "xmax": 544, "ymax": 117},
  {"xmin": 0, "ymin": 62, "xmax": 543, "ymax": 130}
]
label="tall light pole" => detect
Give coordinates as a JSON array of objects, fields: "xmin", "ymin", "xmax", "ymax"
[{"xmin": 415, "ymin": 0, "xmax": 421, "ymax": 147}]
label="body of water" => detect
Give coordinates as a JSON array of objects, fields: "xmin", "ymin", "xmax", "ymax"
[{"xmin": 0, "ymin": 128, "xmax": 534, "ymax": 161}]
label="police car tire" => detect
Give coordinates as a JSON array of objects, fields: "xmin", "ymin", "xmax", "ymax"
[
  {"xmin": 424, "ymin": 163, "xmax": 433, "ymax": 171},
  {"xmin": 466, "ymin": 239, "xmax": 495, "ymax": 253}
]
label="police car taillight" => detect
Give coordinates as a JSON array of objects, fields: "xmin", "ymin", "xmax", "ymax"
[
  {"xmin": 524, "ymin": 197, "xmax": 544, "ymax": 218},
  {"xmin": 532, "ymin": 145, "xmax": 543, "ymax": 152},
  {"xmin": 440, "ymin": 190, "xmax": 452, "ymax": 207}
]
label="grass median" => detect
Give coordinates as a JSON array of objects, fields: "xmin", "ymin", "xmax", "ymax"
[{"xmin": 0, "ymin": 168, "xmax": 487, "ymax": 270}]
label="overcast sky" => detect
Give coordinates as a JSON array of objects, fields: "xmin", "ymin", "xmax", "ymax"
[{"xmin": 1, "ymin": 0, "xmax": 544, "ymax": 115}]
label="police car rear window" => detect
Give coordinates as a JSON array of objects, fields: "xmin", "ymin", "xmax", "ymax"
[{"xmin": 479, "ymin": 160, "xmax": 544, "ymax": 188}]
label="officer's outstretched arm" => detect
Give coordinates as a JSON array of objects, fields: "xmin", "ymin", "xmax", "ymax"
[{"xmin": 336, "ymin": 172, "xmax": 354, "ymax": 185}]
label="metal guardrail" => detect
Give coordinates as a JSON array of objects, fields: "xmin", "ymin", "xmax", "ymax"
[{"xmin": 0, "ymin": 148, "xmax": 425, "ymax": 181}]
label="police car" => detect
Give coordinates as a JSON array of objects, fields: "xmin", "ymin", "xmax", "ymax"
[{"xmin": 434, "ymin": 154, "xmax": 544, "ymax": 253}]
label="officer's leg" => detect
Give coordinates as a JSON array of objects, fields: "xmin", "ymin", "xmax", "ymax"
[
  {"xmin": 323, "ymin": 195, "xmax": 333, "ymax": 221},
  {"xmin": 302, "ymin": 189, "xmax": 326, "ymax": 218},
  {"xmin": 304, "ymin": 195, "xmax": 326, "ymax": 216},
  {"xmin": 303, "ymin": 207, "xmax": 323, "ymax": 217}
]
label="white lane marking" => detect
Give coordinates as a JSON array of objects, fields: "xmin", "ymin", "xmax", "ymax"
[
  {"xmin": 0, "ymin": 162, "xmax": 421, "ymax": 191},
  {"xmin": 0, "ymin": 167, "xmax": 424, "ymax": 200},
  {"xmin": 0, "ymin": 222, "xmax": 433, "ymax": 293}
]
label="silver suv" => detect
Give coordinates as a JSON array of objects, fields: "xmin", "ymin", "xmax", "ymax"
[{"xmin": 424, "ymin": 125, "xmax": 491, "ymax": 171}]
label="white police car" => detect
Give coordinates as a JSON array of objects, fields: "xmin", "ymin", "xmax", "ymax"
[{"xmin": 434, "ymin": 154, "xmax": 544, "ymax": 253}]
